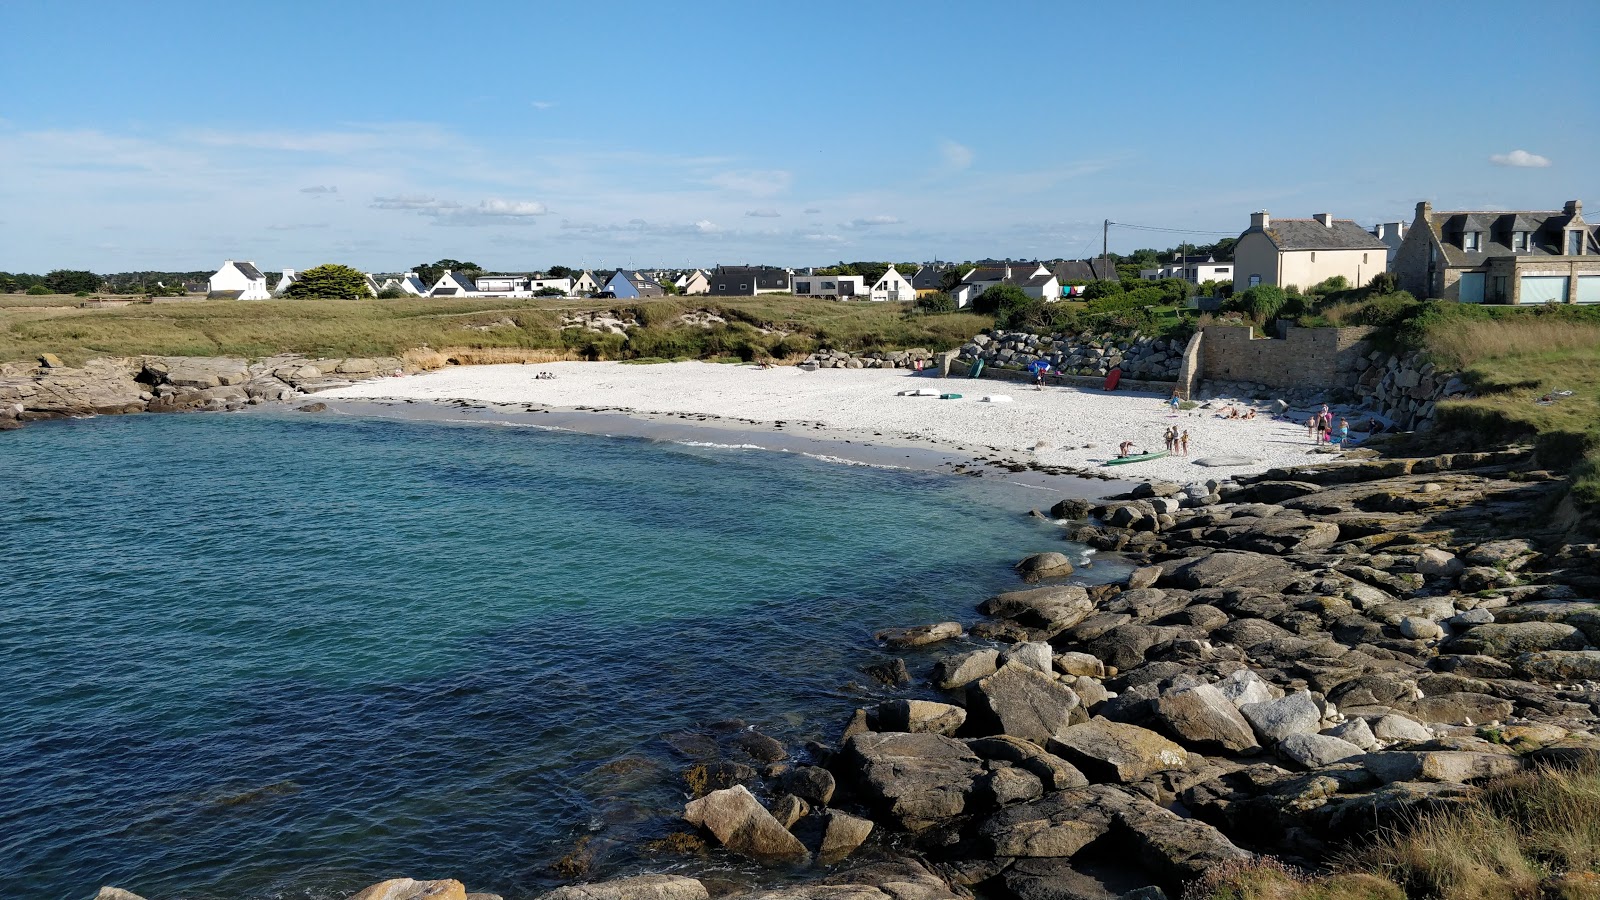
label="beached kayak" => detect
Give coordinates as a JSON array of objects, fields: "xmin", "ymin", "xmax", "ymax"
[{"xmin": 1102, "ymin": 450, "xmax": 1170, "ymax": 466}]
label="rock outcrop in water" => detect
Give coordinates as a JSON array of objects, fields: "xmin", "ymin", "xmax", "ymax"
[{"xmin": 0, "ymin": 354, "xmax": 410, "ymax": 426}]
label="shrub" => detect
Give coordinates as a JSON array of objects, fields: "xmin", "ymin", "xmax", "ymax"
[
  {"xmin": 916, "ymin": 291, "xmax": 957, "ymax": 313},
  {"xmin": 972, "ymin": 283, "xmax": 1030, "ymax": 316},
  {"xmin": 376, "ymin": 286, "xmax": 407, "ymax": 299},
  {"xmin": 1225, "ymin": 285, "xmax": 1288, "ymax": 321},
  {"xmin": 1081, "ymin": 280, "xmax": 1124, "ymax": 301},
  {"xmin": 1309, "ymin": 275, "xmax": 1351, "ymax": 296},
  {"xmin": 26, "ymin": 284, "xmax": 51, "ymax": 295},
  {"xmin": 1367, "ymin": 271, "xmax": 1398, "ymax": 294}
]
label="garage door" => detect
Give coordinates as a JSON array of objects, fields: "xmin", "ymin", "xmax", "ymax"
[
  {"xmin": 1577, "ymin": 276, "xmax": 1600, "ymax": 304},
  {"xmin": 1520, "ymin": 275, "xmax": 1569, "ymax": 304},
  {"xmin": 1457, "ymin": 273, "xmax": 1485, "ymax": 303}
]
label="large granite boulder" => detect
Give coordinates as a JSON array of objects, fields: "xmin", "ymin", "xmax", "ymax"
[
  {"xmin": 980, "ymin": 585, "xmax": 1095, "ymax": 634},
  {"xmin": 1151, "ymin": 683, "xmax": 1259, "ymax": 754},
  {"xmin": 349, "ymin": 880, "xmax": 468, "ymax": 900},
  {"xmin": 1048, "ymin": 720, "xmax": 1189, "ymax": 784},
  {"xmin": 1444, "ymin": 622, "xmax": 1590, "ymax": 657},
  {"xmin": 1516, "ymin": 650, "xmax": 1600, "ymax": 681},
  {"xmin": 838, "ymin": 732, "xmax": 984, "ymax": 831},
  {"xmin": 876, "ymin": 699, "xmax": 967, "ymax": 736},
  {"xmin": 734, "ymin": 859, "xmax": 965, "ymax": 900},
  {"xmin": 1277, "ymin": 734, "xmax": 1365, "ymax": 770},
  {"xmin": 931, "ymin": 648, "xmax": 999, "ymax": 689},
  {"xmin": 1016, "ymin": 552, "xmax": 1075, "ymax": 581},
  {"xmin": 1362, "ymin": 751, "xmax": 1522, "ymax": 784},
  {"xmin": 818, "ymin": 811, "xmax": 874, "ymax": 864},
  {"xmin": 966, "ymin": 662, "xmax": 1082, "ymax": 744},
  {"xmin": 978, "ymin": 788, "xmax": 1119, "ymax": 858},
  {"xmin": 782, "ymin": 766, "xmax": 836, "ymax": 807},
  {"xmin": 1160, "ymin": 551, "xmax": 1297, "ymax": 590},
  {"xmin": 1239, "ymin": 691, "xmax": 1322, "ymax": 745},
  {"xmin": 875, "ymin": 622, "xmax": 962, "ymax": 648},
  {"xmin": 683, "ymin": 785, "xmax": 809, "ymax": 861},
  {"xmin": 541, "ymin": 876, "xmax": 709, "ymax": 900},
  {"xmin": 969, "ymin": 735, "xmax": 1089, "ymax": 791}
]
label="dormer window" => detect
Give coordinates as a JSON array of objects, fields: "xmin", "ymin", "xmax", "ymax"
[
  {"xmin": 1463, "ymin": 231, "xmax": 1481, "ymax": 251},
  {"xmin": 1569, "ymin": 230, "xmax": 1585, "ymax": 255},
  {"xmin": 1513, "ymin": 231, "xmax": 1530, "ymax": 252}
]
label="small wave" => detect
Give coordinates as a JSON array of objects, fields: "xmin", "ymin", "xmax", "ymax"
[
  {"xmin": 674, "ymin": 440, "xmax": 776, "ymax": 451},
  {"xmin": 799, "ymin": 453, "xmax": 909, "ymax": 470}
]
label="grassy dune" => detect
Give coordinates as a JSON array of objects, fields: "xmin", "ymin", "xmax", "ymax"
[
  {"xmin": 1426, "ymin": 317, "xmax": 1600, "ymax": 507},
  {"xmin": 0, "ymin": 294, "xmax": 990, "ymax": 367}
]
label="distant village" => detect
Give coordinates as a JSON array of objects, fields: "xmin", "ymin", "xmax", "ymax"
[{"xmin": 190, "ymin": 198, "xmax": 1600, "ymax": 309}]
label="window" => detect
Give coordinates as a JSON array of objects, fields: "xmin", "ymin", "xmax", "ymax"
[
  {"xmin": 1463, "ymin": 231, "xmax": 1480, "ymax": 251},
  {"xmin": 1494, "ymin": 276, "xmax": 1507, "ymax": 299},
  {"xmin": 717, "ymin": 283, "xmax": 726, "ymax": 291},
  {"xmin": 1310, "ymin": 252, "xmax": 1316, "ymax": 262},
  {"xmin": 1513, "ymin": 231, "xmax": 1529, "ymax": 252},
  {"xmin": 1248, "ymin": 274, "xmax": 1261, "ymax": 287},
  {"xmin": 795, "ymin": 281, "xmax": 810, "ymax": 293},
  {"xmin": 1363, "ymin": 253, "xmax": 1369, "ymax": 264},
  {"xmin": 740, "ymin": 283, "xmax": 748, "ymax": 290},
  {"xmin": 1570, "ymin": 231, "xmax": 1585, "ymax": 256}
]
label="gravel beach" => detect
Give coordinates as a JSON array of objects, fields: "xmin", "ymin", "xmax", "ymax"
[{"xmin": 322, "ymin": 361, "xmax": 1342, "ymax": 483}]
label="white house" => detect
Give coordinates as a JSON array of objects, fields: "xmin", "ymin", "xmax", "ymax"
[
  {"xmin": 1139, "ymin": 257, "xmax": 1235, "ymax": 284},
  {"xmin": 571, "ymin": 271, "xmax": 600, "ymax": 295},
  {"xmin": 869, "ymin": 265, "xmax": 916, "ymax": 302},
  {"xmin": 208, "ymin": 260, "xmax": 271, "ymax": 300},
  {"xmin": 676, "ymin": 269, "xmax": 710, "ymax": 295},
  {"xmin": 950, "ymin": 262, "xmax": 1055, "ymax": 307},
  {"xmin": 429, "ymin": 270, "xmax": 481, "ymax": 297},
  {"xmin": 1371, "ymin": 222, "xmax": 1407, "ymax": 266},
  {"xmin": 273, "ymin": 268, "xmax": 298, "ymax": 296},
  {"xmin": 529, "ymin": 276, "xmax": 573, "ymax": 294},
  {"xmin": 791, "ymin": 273, "xmax": 866, "ymax": 299},
  {"xmin": 476, "ymin": 274, "xmax": 528, "ymax": 293}
]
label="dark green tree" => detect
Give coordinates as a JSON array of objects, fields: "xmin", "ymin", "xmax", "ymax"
[
  {"xmin": 545, "ymin": 265, "xmax": 572, "ymax": 278},
  {"xmin": 46, "ymin": 269, "xmax": 102, "ymax": 293},
  {"xmin": 1081, "ymin": 279, "xmax": 1125, "ymax": 301},
  {"xmin": 972, "ymin": 283, "xmax": 1031, "ymax": 317},
  {"xmin": 915, "ymin": 292, "xmax": 956, "ymax": 313},
  {"xmin": 281, "ymin": 264, "xmax": 372, "ymax": 299},
  {"xmin": 415, "ymin": 259, "xmax": 482, "ymax": 286}
]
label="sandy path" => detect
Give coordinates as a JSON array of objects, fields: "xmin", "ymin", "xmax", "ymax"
[{"xmin": 321, "ymin": 361, "xmax": 1337, "ymax": 484}]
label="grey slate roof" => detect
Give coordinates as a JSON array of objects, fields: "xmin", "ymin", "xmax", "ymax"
[
  {"xmin": 1051, "ymin": 260, "xmax": 1099, "ymax": 282},
  {"xmin": 964, "ymin": 267, "xmax": 1007, "ymax": 283},
  {"xmin": 1259, "ymin": 220, "xmax": 1389, "ymax": 252},
  {"xmin": 1427, "ymin": 207, "xmax": 1596, "ymax": 267},
  {"xmin": 911, "ymin": 266, "xmax": 949, "ymax": 290},
  {"xmin": 1088, "ymin": 258, "xmax": 1119, "ymax": 281},
  {"xmin": 233, "ymin": 262, "xmax": 264, "ymax": 280}
]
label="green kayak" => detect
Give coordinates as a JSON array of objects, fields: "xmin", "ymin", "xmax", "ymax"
[
  {"xmin": 1102, "ymin": 450, "xmax": 1170, "ymax": 466},
  {"xmin": 939, "ymin": 393, "xmax": 963, "ymax": 400}
]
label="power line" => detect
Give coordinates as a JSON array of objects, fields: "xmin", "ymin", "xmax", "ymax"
[{"xmin": 1107, "ymin": 221, "xmax": 1238, "ymax": 237}]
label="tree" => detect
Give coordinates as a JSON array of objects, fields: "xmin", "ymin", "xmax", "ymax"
[
  {"xmin": 546, "ymin": 265, "xmax": 572, "ymax": 278},
  {"xmin": 972, "ymin": 283, "xmax": 1030, "ymax": 317},
  {"xmin": 1081, "ymin": 279, "xmax": 1125, "ymax": 301},
  {"xmin": 414, "ymin": 259, "xmax": 482, "ymax": 286},
  {"xmin": 660, "ymin": 280, "xmax": 680, "ymax": 295},
  {"xmin": 46, "ymin": 269, "xmax": 101, "ymax": 294},
  {"xmin": 938, "ymin": 268, "xmax": 966, "ymax": 293},
  {"xmin": 281, "ymin": 264, "xmax": 372, "ymax": 299}
]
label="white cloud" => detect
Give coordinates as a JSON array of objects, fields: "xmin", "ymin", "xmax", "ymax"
[
  {"xmin": 841, "ymin": 215, "xmax": 901, "ymax": 230},
  {"xmin": 939, "ymin": 139, "xmax": 974, "ymax": 171},
  {"xmin": 266, "ymin": 223, "xmax": 329, "ymax": 231},
  {"xmin": 371, "ymin": 195, "xmax": 459, "ymax": 210},
  {"xmin": 706, "ymin": 169, "xmax": 792, "ymax": 197},
  {"xmin": 745, "ymin": 208, "xmax": 781, "ymax": 218},
  {"xmin": 470, "ymin": 199, "xmax": 548, "ymax": 217},
  {"xmin": 803, "ymin": 207, "xmax": 822, "ymax": 215},
  {"xmin": 531, "ymin": 101, "xmax": 556, "ymax": 110},
  {"xmin": 695, "ymin": 220, "xmax": 722, "ymax": 234},
  {"xmin": 299, "ymin": 185, "xmax": 337, "ymax": 194},
  {"xmin": 1490, "ymin": 149, "xmax": 1551, "ymax": 168}
]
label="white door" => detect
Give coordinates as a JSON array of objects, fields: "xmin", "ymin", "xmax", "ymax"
[
  {"xmin": 1457, "ymin": 272, "xmax": 1485, "ymax": 304},
  {"xmin": 1519, "ymin": 275, "xmax": 1569, "ymax": 304}
]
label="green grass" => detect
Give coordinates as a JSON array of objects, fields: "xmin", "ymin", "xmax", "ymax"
[
  {"xmin": 0, "ymin": 294, "xmax": 992, "ymax": 367},
  {"xmin": 1187, "ymin": 761, "xmax": 1600, "ymax": 900}
]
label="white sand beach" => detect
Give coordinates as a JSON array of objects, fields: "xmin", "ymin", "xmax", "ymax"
[{"xmin": 321, "ymin": 361, "xmax": 1343, "ymax": 484}]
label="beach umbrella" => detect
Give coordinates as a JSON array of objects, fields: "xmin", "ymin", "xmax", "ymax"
[{"xmin": 1028, "ymin": 360, "xmax": 1052, "ymax": 374}]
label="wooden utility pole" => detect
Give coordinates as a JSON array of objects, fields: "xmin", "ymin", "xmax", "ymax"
[{"xmin": 1102, "ymin": 219, "xmax": 1110, "ymax": 259}]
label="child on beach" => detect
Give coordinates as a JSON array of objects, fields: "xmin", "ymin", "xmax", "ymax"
[
  {"xmin": 1337, "ymin": 418, "xmax": 1350, "ymax": 448},
  {"xmin": 1180, "ymin": 430, "xmax": 1189, "ymax": 456}
]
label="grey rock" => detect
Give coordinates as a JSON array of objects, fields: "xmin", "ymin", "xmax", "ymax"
[
  {"xmin": 1516, "ymin": 650, "xmax": 1600, "ymax": 681},
  {"xmin": 1152, "ymin": 684, "xmax": 1260, "ymax": 754},
  {"xmin": 839, "ymin": 732, "xmax": 983, "ymax": 830},
  {"xmin": 818, "ymin": 810, "xmax": 874, "ymax": 863},
  {"xmin": 1003, "ymin": 641, "xmax": 1056, "ymax": 675},
  {"xmin": 1415, "ymin": 548, "xmax": 1464, "ymax": 578},
  {"xmin": 1326, "ymin": 718, "xmax": 1378, "ymax": 751},
  {"xmin": 981, "ymin": 585, "xmax": 1095, "ymax": 634},
  {"xmin": 1240, "ymin": 691, "xmax": 1322, "ymax": 744},
  {"xmin": 683, "ymin": 785, "xmax": 808, "ymax": 860},
  {"xmin": 1363, "ymin": 751, "xmax": 1522, "ymax": 784},
  {"xmin": 1048, "ymin": 720, "xmax": 1189, "ymax": 784},
  {"xmin": 968, "ymin": 735, "xmax": 1089, "ymax": 791},
  {"xmin": 932, "ymin": 648, "xmax": 1001, "ymax": 690},
  {"xmin": 1017, "ymin": 552, "xmax": 1076, "ymax": 581},
  {"xmin": 1277, "ymin": 734, "xmax": 1366, "ymax": 769},
  {"xmin": 877, "ymin": 699, "xmax": 967, "ymax": 736},
  {"xmin": 875, "ymin": 622, "xmax": 962, "ymax": 648},
  {"xmin": 1217, "ymin": 670, "xmax": 1282, "ymax": 708},
  {"xmin": 1445, "ymin": 622, "xmax": 1591, "ymax": 657},
  {"xmin": 541, "ymin": 877, "xmax": 707, "ymax": 900},
  {"xmin": 782, "ymin": 766, "xmax": 836, "ymax": 807},
  {"xmin": 1370, "ymin": 714, "xmax": 1433, "ymax": 744},
  {"xmin": 967, "ymin": 662, "xmax": 1082, "ymax": 744}
]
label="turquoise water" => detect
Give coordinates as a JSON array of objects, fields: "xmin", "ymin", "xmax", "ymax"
[{"xmin": 0, "ymin": 410, "xmax": 1113, "ymax": 900}]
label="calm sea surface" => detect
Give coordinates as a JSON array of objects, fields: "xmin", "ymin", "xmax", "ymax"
[{"xmin": 0, "ymin": 410, "xmax": 1118, "ymax": 900}]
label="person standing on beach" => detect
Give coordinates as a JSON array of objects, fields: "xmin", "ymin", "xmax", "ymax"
[
  {"xmin": 1338, "ymin": 418, "xmax": 1350, "ymax": 448},
  {"xmin": 1180, "ymin": 430, "xmax": 1189, "ymax": 456}
]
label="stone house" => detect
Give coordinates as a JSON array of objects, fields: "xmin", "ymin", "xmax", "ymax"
[
  {"xmin": 1233, "ymin": 212, "xmax": 1390, "ymax": 292},
  {"xmin": 1392, "ymin": 200, "xmax": 1599, "ymax": 304}
]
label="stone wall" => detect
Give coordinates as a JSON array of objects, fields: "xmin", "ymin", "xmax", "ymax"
[
  {"xmin": 954, "ymin": 330, "xmax": 1184, "ymax": 382},
  {"xmin": 1351, "ymin": 348, "xmax": 1467, "ymax": 430},
  {"xmin": 1199, "ymin": 325, "xmax": 1374, "ymax": 389}
]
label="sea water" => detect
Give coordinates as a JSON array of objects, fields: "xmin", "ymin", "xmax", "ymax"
[{"xmin": 0, "ymin": 410, "xmax": 1117, "ymax": 900}]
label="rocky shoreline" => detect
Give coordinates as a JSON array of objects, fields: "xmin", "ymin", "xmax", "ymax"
[
  {"xmin": 0, "ymin": 354, "xmax": 411, "ymax": 427},
  {"xmin": 93, "ymin": 445, "xmax": 1600, "ymax": 900}
]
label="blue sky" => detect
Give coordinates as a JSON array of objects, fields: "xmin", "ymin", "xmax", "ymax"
[{"xmin": 1, "ymin": 0, "xmax": 1595, "ymax": 273}]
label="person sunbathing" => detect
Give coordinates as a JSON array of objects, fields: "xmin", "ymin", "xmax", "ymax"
[{"xmin": 1242, "ymin": 409, "xmax": 1257, "ymax": 420}]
